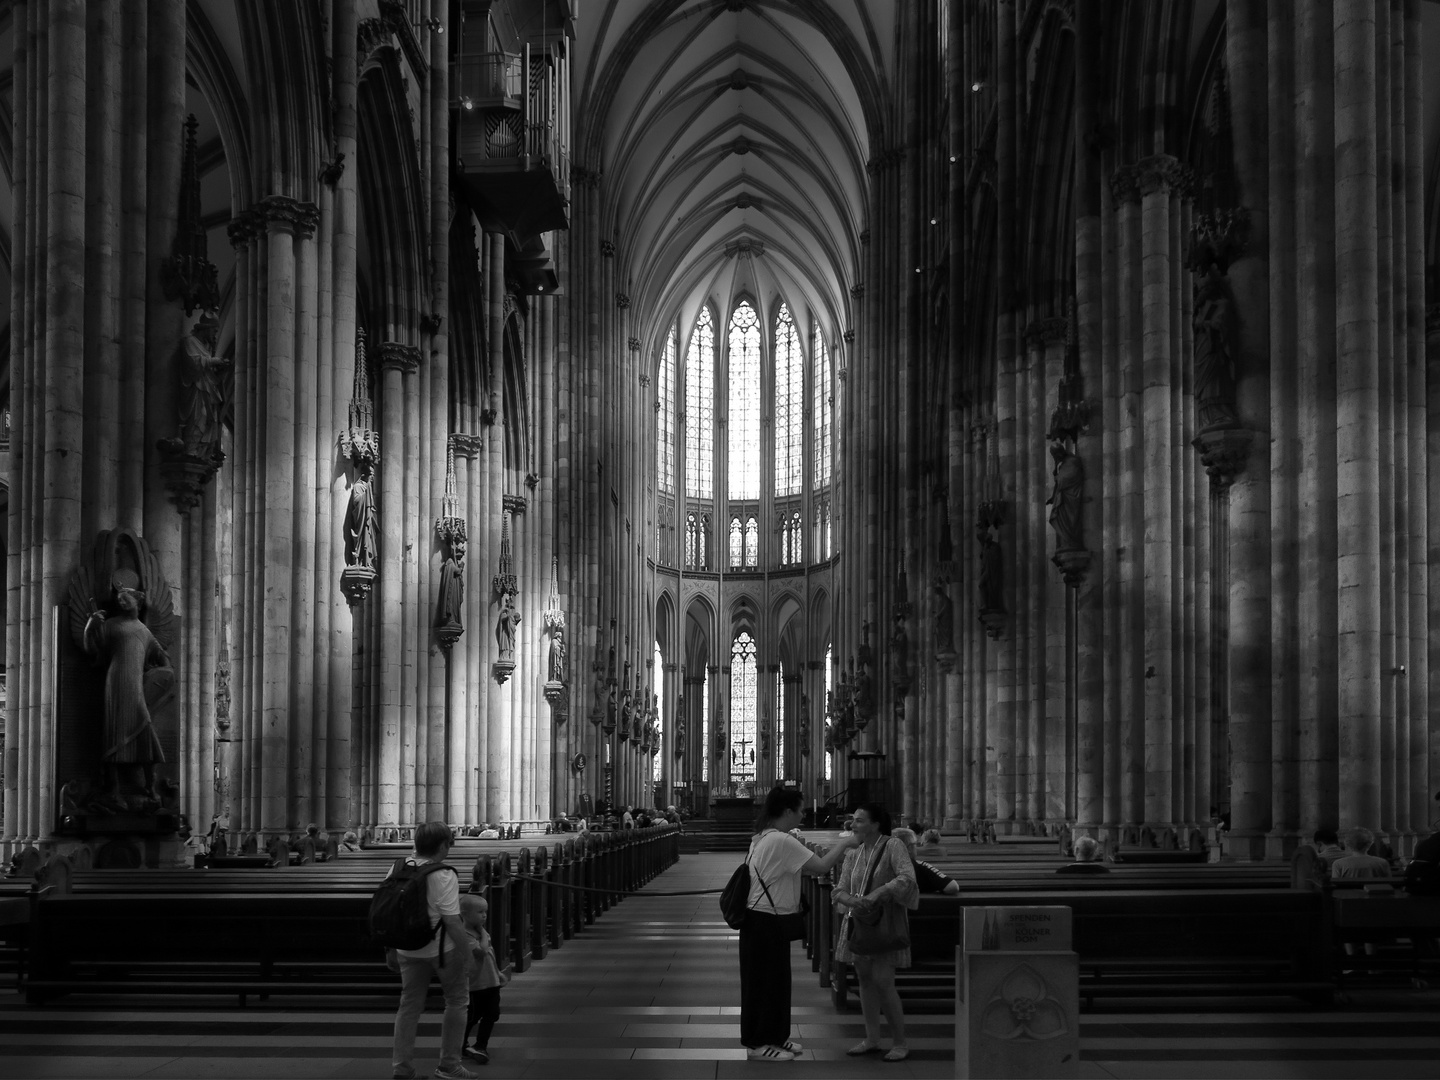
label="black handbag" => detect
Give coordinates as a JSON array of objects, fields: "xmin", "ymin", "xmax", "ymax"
[{"xmin": 847, "ymin": 840, "xmax": 910, "ymax": 955}]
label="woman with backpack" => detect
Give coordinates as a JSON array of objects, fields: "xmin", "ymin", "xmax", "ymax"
[{"xmin": 737, "ymin": 787, "xmax": 858, "ymax": 1061}]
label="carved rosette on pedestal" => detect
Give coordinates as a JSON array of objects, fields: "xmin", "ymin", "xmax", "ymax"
[
  {"xmin": 492, "ymin": 509, "xmax": 520, "ymax": 684},
  {"xmin": 340, "ymin": 330, "xmax": 380, "ymax": 605},
  {"xmin": 542, "ymin": 555, "xmax": 568, "ymax": 722}
]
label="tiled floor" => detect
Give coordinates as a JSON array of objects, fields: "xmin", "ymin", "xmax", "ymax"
[{"xmin": 2, "ymin": 855, "xmax": 1439, "ymax": 1078}]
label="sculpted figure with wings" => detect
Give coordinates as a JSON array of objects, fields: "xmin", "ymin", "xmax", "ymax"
[{"xmin": 66, "ymin": 528, "xmax": 180, "ymax": 808}]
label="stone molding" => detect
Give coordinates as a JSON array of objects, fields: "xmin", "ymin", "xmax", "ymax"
[
  {"xmin": 377, "ymin": 341, "xmax": 421, "ymax": 373},
  {"xmin": 571, "ymin": 165, "xmax": 602, "ymax": 189},
  {"xmin": 600, "ymin": 239, "xmax": 615, "ymax": 256},
  {"xmin": 628, "ymin": 337, "xmax": 641, "ymax": 351},
  {"xmin": 850, "ymin": 283, "xmax": 865, "ymax": 299},
  {"xmin": 616, "ymin": 292, "xmax": 631, "ymax": 309},
  {"xmin": 503, "ymin": 493, "xmax": 528, "ymax": 515}
]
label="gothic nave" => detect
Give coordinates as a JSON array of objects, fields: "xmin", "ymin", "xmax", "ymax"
[{"xmin": 0, "ymin": 0, "xmax": 1438, "ymax": 866}]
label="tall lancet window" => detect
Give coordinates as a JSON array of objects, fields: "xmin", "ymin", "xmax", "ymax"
[
  {"xmin": 727, "ymin": 301, "xmax": 761, "ymax": 501},
  {"xmin": 824, "ymin": 644, "xmax": 833, "ymax": 781},
  {"xmin": 657, "ymin": 325, "xmax": 676, "ymax": 495},
  {"xmin": 813, "ymin": 326, "xmax": 831, "ymax": 490},
  {"xmin": 774, "ymin": 304, "xmax": 803, "ymax": 496},
  {"xmin": 654, "ymin": 641, "xmax": 665, "ymax": 783},
  {"xmin": 685, "ymin": 307, "xmax": 715, "ymax": 500},
  {"xmin": 730, "ymin": 631, "xmax": 758, "ymax": 783}
]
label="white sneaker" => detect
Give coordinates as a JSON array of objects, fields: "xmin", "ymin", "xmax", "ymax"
[
  {"xmin": 781, "ymin": 1039, "xmax": 803, "ymax": 1052},
  {"xmin": 747, "ymin": 1045, "xmax": 796, "ymax": 1061}
]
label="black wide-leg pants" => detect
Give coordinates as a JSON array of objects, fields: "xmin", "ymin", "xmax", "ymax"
[{"xmin": 738, "ymin": 910, "xmax": 792, "ymax": 1048}]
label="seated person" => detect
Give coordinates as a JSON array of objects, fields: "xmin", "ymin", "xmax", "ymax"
[
  {"xmin": 892, "ymin": 828, "xmax": 960, "ymax": 894},
  {"xmin": 1056, "ymin": 836, "xmax": 1111, "ymax": 874},
  {"xmin": 478, "ymin": 823, "xmax": 501, "ymax": 840},
  {"xmin": 554, "ymin": 812, "xmax": 575, "ymax": 833},
  {"xmin": 1331, "ymin": 827, "xmax": 1392, "ymax": 880},
  {"xmin": 915, "ymin": 828, "xmax": 946, "ymax": 857},
  {"xmin": 1406, "ymin": 798, "xmax": 1440, "ymax": 896}
]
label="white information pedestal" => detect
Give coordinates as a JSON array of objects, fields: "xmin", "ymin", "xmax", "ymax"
[{"xmin": 955, "ymin": 906, "xmax": 1079, "ymax": 1079}]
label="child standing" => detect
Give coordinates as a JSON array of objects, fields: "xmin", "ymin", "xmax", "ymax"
[{"xmin": 458, "ymin": 894, "xmax": 505, "ymax": 1064}]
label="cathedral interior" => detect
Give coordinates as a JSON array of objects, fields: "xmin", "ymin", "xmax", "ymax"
[{"xmin": 0, "ymin": 0, "xmax": 1438, "ymax": 865}]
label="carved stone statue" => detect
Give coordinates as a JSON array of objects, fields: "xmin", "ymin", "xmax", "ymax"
[
  {"xmin": 82, "ymin": 574, "xmax": 174, "ymax": 804},
  {"xmin": 175, "ymin": 312, "xmax": 230, "ymax": 463},
  {"xmin": 496, "ymin": 592, "xmax": 521, "ymax": 660},
  {"xmin": 977, "ymin": 521, "xmax": 1004, "ymax": 615},
  {"xmin": 344, "ymin": 460, "xmax": 379, "ymax": 570},
  {"xmin": 890, "ymin": 618, "xmax": 909, "ymax": 675},
  {"xmin": 435, "ymin": 536, "xmax": 465, "ymax": 637},
  {"xmin": 933, "ymin": 583, "xmax": 954, "ymax": 653},
  {"xmin": 548, "ymin": 625, "xmax": 566, "ymax": 683},
  {"xmin": 1193, "ymin": 263, "xmax": 1239, "ymax": 430},
  {"xmin": 1046, "ymin": 441, "xmax": 1085, "ymax": 553}
]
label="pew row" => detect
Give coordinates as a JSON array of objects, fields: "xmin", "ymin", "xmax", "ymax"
[{"xmin": 21, "ymin": 825, "xmax": 679, "ymax": 1005}]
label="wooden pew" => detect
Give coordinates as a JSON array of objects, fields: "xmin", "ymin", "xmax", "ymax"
[{"xmin": 20, "ymin": 824, "xmax": 680, "ymax": 1004}]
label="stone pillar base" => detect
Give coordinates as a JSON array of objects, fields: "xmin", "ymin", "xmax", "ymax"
[{"xmin": 1224, "ymin": 830, "xmax": 1269, "ymax": 862}]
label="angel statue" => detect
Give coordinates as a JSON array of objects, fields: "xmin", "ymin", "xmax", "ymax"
[{"xmin": 67, "ymin": 528, "xmax": 179, "ymax": 809}]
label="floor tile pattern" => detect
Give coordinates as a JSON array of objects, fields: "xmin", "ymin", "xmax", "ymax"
[{"xmin": 2, "ymin": 855, "xmax": 1438, "ymax": 1078}]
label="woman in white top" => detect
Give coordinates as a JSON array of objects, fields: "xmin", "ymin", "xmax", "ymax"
[{"xmin": 738, "ymin": 786, "xmax": 859, "ymax": 1061}]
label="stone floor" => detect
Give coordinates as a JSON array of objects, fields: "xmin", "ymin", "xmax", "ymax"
[{"xmin": 2, "ymin": 854, "xmax": 1439, "ymax": 1078}]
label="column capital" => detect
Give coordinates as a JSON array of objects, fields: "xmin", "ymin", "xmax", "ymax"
[
  {"xmin": 449, "ymin": 432, "xmax": 484, "ymax": 458},
  {"xmin": 255, "ymin": 194, "xmax": 320, "ymax": 237},
  {"xmin": 377, "ymin": 341, "xmax": 421, "ymax": 373},
  {"xmin": 503, "ymin": 493, "xmax": 528, "ymax": 515}
]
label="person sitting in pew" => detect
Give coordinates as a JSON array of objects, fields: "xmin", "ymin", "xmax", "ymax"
[
  {"xmin": 1331, "ymin": 827, "xmax": 1392, "ymax": 880},
  {"xmin": 1405, "ymin": 797, "xmax": 1440, "ymax": 896},
  {"xmin": 892, "ymin": 829, "xmax": 959, "ymax": 894},
  {"xmin": 1055, "ymin": 836, "xmax": 1111, "ymax": 874}
]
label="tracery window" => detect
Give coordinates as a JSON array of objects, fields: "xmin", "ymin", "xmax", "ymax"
[
  {"xmin": 744, "ymin": 516, "xmax": 758, "ymax": 568},
  {"xmin": 729, "ymin": 516, "xmax": 743, "ymax": 569},
  {"xmin": 701, "ymin": 673, "xmax": 710, "ymax": 783},
  {"xmin": 657, "ymin": 325, "xmax": 677, "ymax": 495},
  {"xmin": 685, "ymin": 307, "xmax": 715, "ymax": 500},
  {"xmin": 727, "ymin": 301, "xmax": 761, "ymax": 501},
  {"xmin": 685, "ymin": 511, "xmax": 708, "ymax": 571},
  {"xmin": 780, "ymin": 509, "xmax": 803, "ymax": 566},
  {"xmin": 813, "ymin": 494, "xmax": 831, "ymax": 561},
  {"xmin": 729, "ymin": 632, "xmax": 757, "ymax": 783},
  {"xmin": 774, "ymin": 304, "xmax": 803, "ymax": 497},
  {"xmin": 813, "ymin": 326, "xmax": 831, "ymax": 490}
]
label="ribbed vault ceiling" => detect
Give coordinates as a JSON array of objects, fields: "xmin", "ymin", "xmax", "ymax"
[{"xmin": 573, "ymin": 0, "xmax": 894, "ymax": 360}]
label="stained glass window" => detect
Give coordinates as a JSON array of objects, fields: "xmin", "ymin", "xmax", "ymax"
[
  {"xmin": 685, "ymin": 511, "xmax": 708, "ymax": 571},
  {"xmin": 654, "ymin": 642, "xmax": 665, "ymax": 783},
  {"xmin": 685, "ymin": 307, "xmax": 714, "ymax": 500},
  {"xmin": 813, "ymin": 326, "xmax": 831, "ymax": 489},
  {"xmin": 824, "ymin": 645, "xmax": 833, "ymax": 781},
  {"xmin": 775, "ymin": 668, "xmax": 785, "ymax": 781},
  {"xmin": 727, "ymin": 302, "xmax": 761, "ymax": 501},
  {"xmin": 729, "ymin": 517, "xmax": 743, "ymax": 569},
  {"xmin": 780, "ymin": 509, "xmax": 802, "ymax": 565},
  {"xmin": 744, "ymin": 516, "xmax": 758, "ymax": 568},
  {"xmin": 730, "ymin": 632, "xmax": 757, "ymax": 783},
  {"xmin": 774, "ymin": 304, "xmax": 803, "ymax": 496},
  {"xmin": 657, "ymin": 325, "xmax": 676, "ymax": 495},
  {"xmin": 701, "ymin": 670, "xmax": 709, "ymax": 783}
]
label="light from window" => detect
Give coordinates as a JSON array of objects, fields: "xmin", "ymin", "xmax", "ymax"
[
  {"xmin": 744, "ymin": 516, "xmax": 758, "ymax": 568},
  {"xmin": 730, "ymin": 632, "xmax": 757, "ymax": 783},
  {"xmin": 774, "ymin": 304, "xmax": 803, "ymax": 496},
  {"xmin": 813, "ymin": 326, "xmax": 831, "ymax": 490},
  {"xmin": 729, "ymin": 516, "xmax": 743, "ymax": 569},
  {"xmin": 781, "ymin": 509, "xmax": 802, "ymax": 565},
  {"xmin": 727, "ymin": 302, "xmax": 761, "ymax": 501},
  {"xmin": 658, "ymin": 325, "xmax": 677, "ymax": 495},
  {"xmin": 685, "ymin": 308, "xmax": 715, "ymax": 500}
]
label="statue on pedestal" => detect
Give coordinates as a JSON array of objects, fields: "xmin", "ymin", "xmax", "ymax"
[
  {"xmin": 1046, "ymin": 441, "xmax": 1085, "ymax": 553},
  {"xmin": 434, "ymin": 534, "xmax": 466, "ymax": 646},
  {"xmin": 496, "ymin": 592, "xmax": 521, "ymax": 661},
  {"xmin": 344, "ymin": 459, "xmax": 379, "ymax": 570},
  {"xmin": 66, "ymin": 528, "xmax": 180, "ymax": 812}
]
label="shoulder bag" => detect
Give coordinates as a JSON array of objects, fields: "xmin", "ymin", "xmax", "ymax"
[{"xmin": 848, "ymin": 838, "xmax": 910, "ymax": 955}]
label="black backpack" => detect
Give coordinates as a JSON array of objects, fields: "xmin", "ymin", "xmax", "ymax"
[
  {"xmin": 369, "ymin": 858, "xmax": 456, "ymax": 950},
  {"xmin": 719, "ymin": 860, "xmax": 752, "ymax": 929}
]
